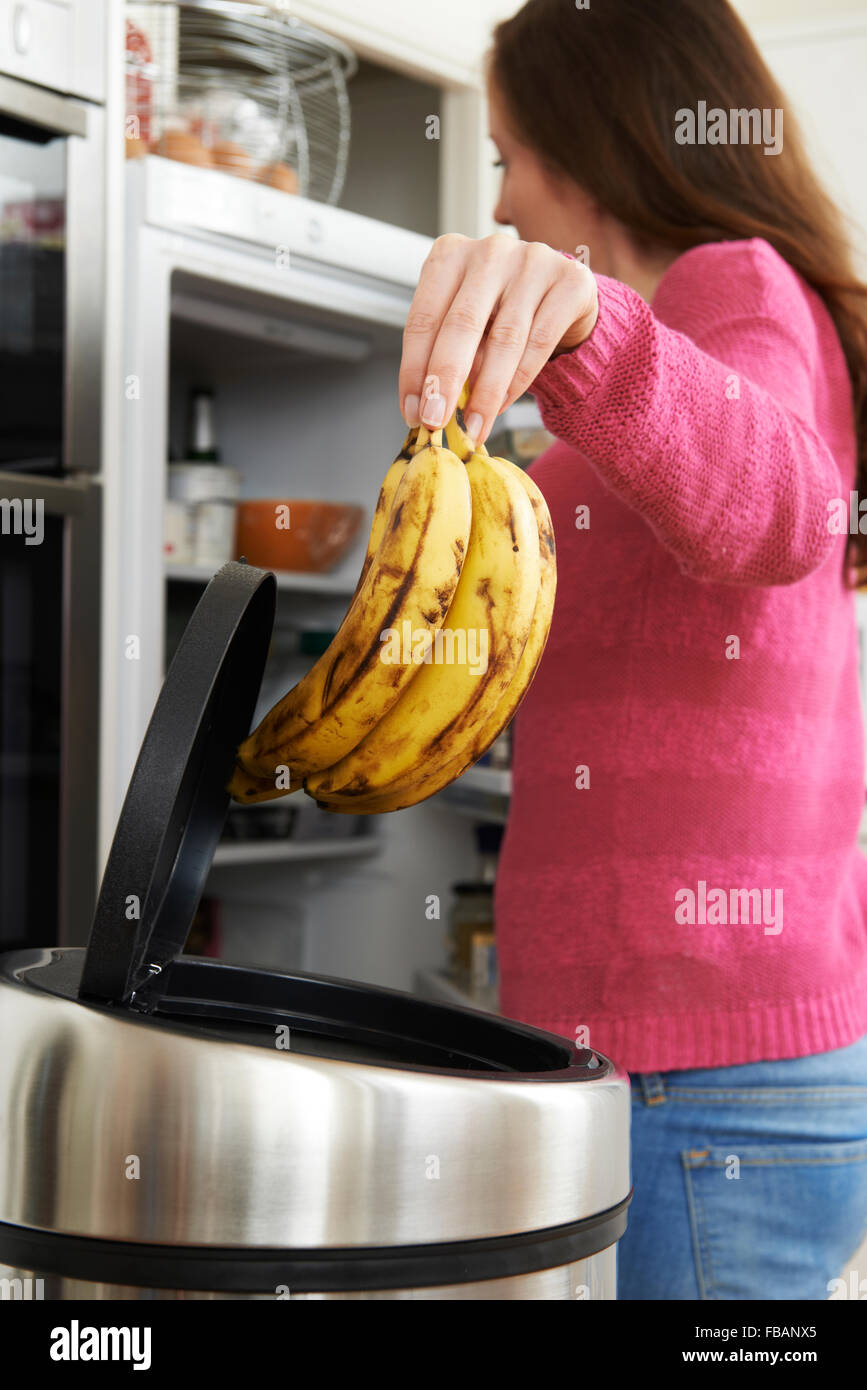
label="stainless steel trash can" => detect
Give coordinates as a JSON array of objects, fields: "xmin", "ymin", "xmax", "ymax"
[{"xmin": 0, "ymin": 562, "xmax": 632, "ymax": 1299}]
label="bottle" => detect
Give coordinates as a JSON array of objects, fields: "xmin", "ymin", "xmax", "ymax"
[
  {"xmin": 167, "ymin": 387, "xmax": 240, "ymax": 569},
  {"xmin": 187, "ymin": 388, "xmax": 220, "ymax": 462}
]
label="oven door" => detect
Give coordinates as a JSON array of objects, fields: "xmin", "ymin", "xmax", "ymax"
[
  {"xmin": 0, "ymin": 72, "xmax": 104, "ymax": 477},
  {"xmin": 0, "ymin": 74, "xmax": 104, "ymax": 948},
  {"xmin": 0, "ymin": 473, "xmax": 101, "ymax": 951}
]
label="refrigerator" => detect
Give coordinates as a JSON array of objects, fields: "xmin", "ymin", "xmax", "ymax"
[{"xmin": 110, "ymin": 151, "xmax": 508, "ymax": 998}]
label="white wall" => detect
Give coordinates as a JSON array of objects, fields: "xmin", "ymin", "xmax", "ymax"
[
  {"xmin": 757, "ymin": 16, "xmax": 867, "ymax": 270},
  {"xmin": 734, "ymin": 0, "xmax": 867, "ymax": 22}
]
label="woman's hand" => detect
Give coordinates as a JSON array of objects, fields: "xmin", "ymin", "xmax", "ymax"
[{"xmin": 399, "ymin": 232, "xmax": 598, "ymax": 446}]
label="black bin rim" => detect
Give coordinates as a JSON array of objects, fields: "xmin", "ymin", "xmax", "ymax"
[{"xmin": 3, "ymin": 947, "xmax": 613, "ymax": 1082}]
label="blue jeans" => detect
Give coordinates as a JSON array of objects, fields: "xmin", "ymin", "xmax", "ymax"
[{"xmin": 616, "ymin": 1033, "xmax": 867, "ymax": 1299}]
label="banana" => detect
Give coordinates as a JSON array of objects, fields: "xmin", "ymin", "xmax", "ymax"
[
  {"xmin": 228, "ymin": 426, "xmax": 419, "ymax": 804},
  {"xmin": 304, "ymin": 416, "xmax": 541, "ymax": 803},
  {"xmin": 230, "ymin": 423, "xmax": 472, "ymax": 790},
  {"xmin": 226, "ymin": 758, "xmax": 294, "ymax": 803},
  {"xmin": 313, "ymin": 457, "xmax": 555, "ymax": 814},
  {"xmin": 343, "ymin": 383, "xmax": 468, "ymax": 609},
  {"xmin": 348, "ymin": 425, "xmax": 417, "ymax": 602},
  {"xmin": 312, "ymin": 431, "xmax": 556, "ymax": 814}
]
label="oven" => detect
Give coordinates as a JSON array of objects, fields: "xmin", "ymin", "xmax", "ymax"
[{"xmin": 0, "ymin": 0, "xmax": 107, "ymax": 949}]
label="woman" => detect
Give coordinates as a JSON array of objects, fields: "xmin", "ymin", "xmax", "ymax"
[{"xmin": 399, "ymin": 0, "xmax": 867, "ymax": 1299}]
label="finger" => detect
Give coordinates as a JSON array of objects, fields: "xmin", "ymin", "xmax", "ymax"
[
  {"xmin": 467, "ymin": 341, "xmax": 486, "ymax": 396},
  {"xmin": 461, "ymin": 244, "xmax": 559, "ymax": 445},
  {"xmin": 418, "ymin": 235, "xmax": 519, "ymax": 430},
  {"xmin": 490, "ymin": 264, "xmax": 597, "ymax": 429},
  {"xmin": 466, "ymin": 303, "xmax": 501, "ymax": 395},
  {"xmin": 399, "ymin": 235, "xmax": 469, "ymax": 425}
]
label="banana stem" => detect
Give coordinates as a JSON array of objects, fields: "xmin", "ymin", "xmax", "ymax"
[
  {"xmin": 443, "ymin": 376, "xmax": 491, "ymax": 460},
  {"xmin": 411, "ymin": 379, "xmax": 484, "ymax": 460},
  {"xmin": 444, "ymin": 409, "xmax": 490, "ymax": 462},
  {"xmin": 415, "ymin": 424, "xmax": 443, "ymax": 450}
]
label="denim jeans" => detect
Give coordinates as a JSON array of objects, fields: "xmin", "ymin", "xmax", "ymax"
[{"xmin": 616, "ymin": 1032, "xmax": 867, "ymax": 1300}]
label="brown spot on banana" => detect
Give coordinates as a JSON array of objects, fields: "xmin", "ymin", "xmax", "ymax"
[
  {"xmin": 227, "ymin": 757, "xmax": 298, "ymax": 804},
  {"xmin": 425, "ymin": 665, "xmax": 509, "ymax": 752},
  {"xmin": 398, "ymin": 428, "xmax": 419, "ymax": 460},
  {"xmin": 300, "ymin": 488, "xmax": 452, "ymax": 733},
  {"xmin": 305, "ymin": 451, "xmax": 540, "ymax": 802},
  {"xmin": 305, "ymin": 489, "xmax": 440, "ymax": 723},
  {"xmin": 319, "ymin": 649, "xmax": 344, "ymax": 716},
  {"xmin": 475, "ymin": 576, "xmax": 495, "ymax": 614},
  {"xmin": 325, "ymin": 774, "xmax": 371, "ymax": 796},
  {"xmin": 241, "ymin": 446, "xmax": 474, "ymax": 785}
]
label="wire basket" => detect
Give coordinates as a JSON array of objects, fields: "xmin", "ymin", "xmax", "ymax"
[{"xmin": 125, "ymin": 0, "xmax": 358, "ymax": 204}]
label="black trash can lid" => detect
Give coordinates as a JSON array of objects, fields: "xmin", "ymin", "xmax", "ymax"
[{"xmin": 78, "ymin": 561, "xmax": 276, "ymax": 1005}]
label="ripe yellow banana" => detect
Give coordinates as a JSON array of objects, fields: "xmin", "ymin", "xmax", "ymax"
[
  {"xmin": 311, "ymin": 419, "xmax": 556, "ymax": 814},
  {"xmin": 228, "ymin": 427, "xmax": 420, "ymax": 804},
  {"xmin": 305, "ymin": 420, "xmax": 541, "ymax": 803},
  {"xmin": 349, "ymin": 424, "xmax": 417, "ymax": 602},
  {"xmin": 314, "ymin": 458, "xmax": 555, "ymax": 814},
  {"xmin": 227, "ymin": 759, "xmax": 292, "ymax": 803},
  {"xmin": 230, "ymin": 424, "xmax": 472, "ymax": 790}
]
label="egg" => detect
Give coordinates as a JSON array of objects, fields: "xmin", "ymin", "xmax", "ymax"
[
  {"xmin": 124, "ymin": 136, "xmax": 149, "ymax": 160},
  {"xmin": 154, "ymin": 130, "xmax": 213, "ymax": 167},
  {"xmin": 210, "ymin": 141, "xmax": 256, "ymax": 178},
  {"xmin": 259, "ymin": 162, "xmax": 299, "ymax": 194}
]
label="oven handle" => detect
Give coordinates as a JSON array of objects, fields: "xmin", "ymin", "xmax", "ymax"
[{"xmin": 0, "ymin": 72, "xmax": 88, "ymax": 138}]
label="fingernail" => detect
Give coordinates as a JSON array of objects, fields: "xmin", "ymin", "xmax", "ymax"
[
  {"xmin": 403, "ymin": 394, "xmax": 420, "ymax": 426},
  {"xmin": 465, "ymin": 411, "xmax": 483, "ymax": 441},
  {"xmin": 421, "ymin": 393, "xmax": 445, "ymax": 427}
]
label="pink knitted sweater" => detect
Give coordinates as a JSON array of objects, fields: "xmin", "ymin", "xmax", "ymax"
[{"xmin": 494, "ymin": 237, "xmax": 867, "ymax": 1072}]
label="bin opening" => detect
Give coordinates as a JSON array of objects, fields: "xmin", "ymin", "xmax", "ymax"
[{"xmin": 15, "ymin": 947, "xmax": 607, "ymax": 1080}]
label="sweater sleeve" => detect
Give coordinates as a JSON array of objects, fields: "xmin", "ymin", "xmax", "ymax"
[{"xmin": 530, "ymin": 239, "xmax": 847, "ymax": 586}]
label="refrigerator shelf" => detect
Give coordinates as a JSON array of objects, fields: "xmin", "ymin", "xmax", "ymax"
[
  {"xmin": 435, "ymin": 765, "xmax": 511, "ymax": 823},
  {"xmin": 166, "ymin": 562, "xmax": 360, "ymax": 596},
  {"xmin": 211, "ymin": 836, "xmax": 381, "ymax": 868}
]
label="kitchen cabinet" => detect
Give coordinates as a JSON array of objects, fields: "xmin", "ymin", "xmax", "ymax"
[
  {"xmin": 277, "ymin": 1, "xmax": 510, "ymax": 238},
  {"xmin": 284, "ymin": 0, "xmax": 516, "ymax": 88}
]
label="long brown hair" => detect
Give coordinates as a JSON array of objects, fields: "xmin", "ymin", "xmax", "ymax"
[{"xmin": 490, "ymin": 0, "xmax": 867, "ymax": 584}]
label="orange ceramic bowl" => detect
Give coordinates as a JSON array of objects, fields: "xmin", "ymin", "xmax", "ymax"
[{"xmin": 235, "ymin": 500, "xmax": 364, "ymax": 573}]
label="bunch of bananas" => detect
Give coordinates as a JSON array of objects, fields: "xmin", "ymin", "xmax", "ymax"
[{"xmin": 227, "ymin": 382, "xmax": 556, "ymax": 813}]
